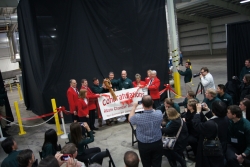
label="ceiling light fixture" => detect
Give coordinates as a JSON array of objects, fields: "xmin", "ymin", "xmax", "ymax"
[{"xmin": 240, "ymin": 0, "xmax": 250, "ymax": 3}]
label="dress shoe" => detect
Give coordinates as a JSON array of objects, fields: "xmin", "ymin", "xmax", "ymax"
[
  {"xmin": 98, "ymin": 124, "xmax": 102, "ymax": 127},
  {"xmin": 114, "ymin": 121, "xmax": 118, "ymax": 124},
  {"xmin": 93, "ymin": 127, "xmax": 99, "ymax": 130},
  {"xmin": 123, "ymin": 119, "xmax": 129, "ymax": 123},
  {"xmin": 92, "ymin": 131, "xmax": 95, "ymax": 134}
]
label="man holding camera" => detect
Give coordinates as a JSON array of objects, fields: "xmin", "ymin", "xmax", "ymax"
[
  {"xmin": 129, "ymin": 95, "xmax": 163, "ymax": 167},
  {"xmin": 199, "ymin": 67, "xmax": 215, "ymax": 91},
  {"xmin": 177, "ymin": 61, "xmax": 192, "ymax": 93}
]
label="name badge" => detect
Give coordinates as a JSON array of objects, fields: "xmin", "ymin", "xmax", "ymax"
[
  {"xmin": 122, "ymin": 88, "xmax": 125, "ymax": 90},
  {"xmin": 223, "ymin": 99, "xmax": 228, "ymax": 101},
  {"xmin": 125, "ymin": 82, "xmax": 128, "ymax": 84},
  {"xmin": 231, "ymin": 138, "xmax": 238, "ymax": 143}
]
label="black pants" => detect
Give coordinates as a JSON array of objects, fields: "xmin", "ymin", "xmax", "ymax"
[
  {"xmin": 153, "ymin": 99, "xmax": 161, "ymax": 109},
  {"xmin": 163, "ymin": 149, "xmax": 186, "ymax": 167},
  {"xmin": 71, "ymin": 114, "xmax": 79, "ymax": 122},
  {"xmin": 225, "ymin": 144, "xmax": 241, "ymax": 167},
  {"xmin": 89, "ymin": 109, "xmax": 96, "ymax": 129},
  {"xmin": 188, "ymin": 135, "xmax": 198, "ymax": 156},
  {"xmin": 138, "ymin": 139, "xmax": 163, "ymax": 167},
  {"xmin": 79, "ymin": 117, "xmax": 90, "ymax": 125},
  {"xmin": 76, "ymin": 147, "xmax": 101, "ymax": 165}
]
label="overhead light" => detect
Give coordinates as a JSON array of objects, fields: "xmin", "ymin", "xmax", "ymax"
[{"xmin": 240, "ymin": 0, "xmax": 250, "ymax": 3}]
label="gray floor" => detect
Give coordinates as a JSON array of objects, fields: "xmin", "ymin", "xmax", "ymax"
[{"xmin": 0, "ymin": 55, "xmax": 228, "ymax": 167}]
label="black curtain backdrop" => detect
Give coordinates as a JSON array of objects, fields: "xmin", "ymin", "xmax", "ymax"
[
  {"xmin": 17, "ymin": 0, "xmax": 169, "ymax": 123},
  {"xmin": 227, "ymin": 21, "xmax": 250, "ymax": 80}
]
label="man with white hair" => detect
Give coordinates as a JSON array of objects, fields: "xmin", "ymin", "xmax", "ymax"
[{"xmin": 146, "ymin": 70, "xmax": 161, "ymax": 109}]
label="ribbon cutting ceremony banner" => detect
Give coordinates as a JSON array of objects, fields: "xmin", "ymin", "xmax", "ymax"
[{"xmin": 98, "ymin": 87, "xmax": 148, "ymax": 120}]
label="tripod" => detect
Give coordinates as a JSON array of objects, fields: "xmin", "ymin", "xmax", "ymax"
[{"xmin": 195, "ymin": 82, "xmax": 206, "ymax": 98}]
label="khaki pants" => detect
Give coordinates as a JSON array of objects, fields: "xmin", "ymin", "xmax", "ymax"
[
  {"xmin": 0, "ymin": 105, "xmax": 6, "ymax": 128},
  {"xmin": 185, "ymin": 82, "xmax": 192, "ymax": 94}
]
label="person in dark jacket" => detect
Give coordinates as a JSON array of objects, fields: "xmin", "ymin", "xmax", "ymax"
[
  {"xmin": 192, "ymin": 100, "xmax": 229, "ymax": 167},
  {"xmin": 184, "ymin": 99, "xmax": 199, "ymax": 156},
  {"xmin": 177, "ymin": 61, "xmax": 192, "ymax": 94},
  {"xmin": 239, "ymin": 59, "xmax": 250, "ymax": 81},
  {"xmin": 239, "ymin": 74, "xmax": 250, "ymax": 101},
  {"xmin": 42, "ymin": 129, "xmax": 59, "ymax": 158},
  {"xmin": 239, "ymin": 99, "xmax": 250, "ymax": 121},
  {"xmin": 217, "ymin": 84, "xmax": 233, "ymax": 107},
  {"xmin": 178, "ymin": 91, "xmax": 199, "ymax": 112},
  {"xmin": 162, "ymin": 108, "xmax": 188, "ymax": 167},
  {"xmin": 226, "ymin": 105, "xmax": 250, "ymax": 167},
  {"xmin": 160, "ymin": 98, "xmax": 180, "ymax": 114},
  {"xmin": 68, "ymin": 122, "xmax": 101, "ymax": 165},
  {"xmin": 203, "ymin": 88, "xmax": 221, "ymax": 110}
]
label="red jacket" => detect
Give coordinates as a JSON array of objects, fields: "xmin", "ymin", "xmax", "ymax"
[
  {"xmin": 145, "ymin": 77, "xmax": 150, "ymax": 84},
  {"xmin": 148, "ymin": 77, "xmax": 160, "ymax": 99},
  {"xmin": 77, "ymin": 98, "xmax": 89, "ymax": 117},
  {"xmin": 67, "ymin": 87, "xmax": 79, "ymax": 113},
  {"xmin": 132, "ymin": 81, "xmax": 146, "ymax": 88},
  {"xmin": 81, "ymin": 86, "xmax": 100, "ymax": 110}
]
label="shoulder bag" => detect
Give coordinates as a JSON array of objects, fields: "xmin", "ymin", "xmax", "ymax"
[
  {"xmin": 203, "ymin": 121, "xmax": 223, "ymax": 156},
  {"xmin": 162, "ymin": 118, "xmax": 183, "ymax": 150}
]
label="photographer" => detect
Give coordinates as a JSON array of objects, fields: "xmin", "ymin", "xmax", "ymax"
[{"xmin": 199, "ymin": 67, "xmax": 215, "ymax": 91}]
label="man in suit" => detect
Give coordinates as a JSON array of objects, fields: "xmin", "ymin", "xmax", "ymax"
[
  {"xmin": 67, "ymin": 79, "xmax": 79, "ymax": 122},
  {"xmin": 117, "ymin": 70, "xmax": 133, "ymax": 122},
  {"xmin": 146, "ymin": 70, "xmax": 161, "ymax": 109},
  {"xmin": 81, "ymin": 79, "xmax": 100, "ymax": 131}
]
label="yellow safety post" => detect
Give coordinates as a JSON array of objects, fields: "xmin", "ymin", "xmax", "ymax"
[
  {"xmin": 51, "ymin": 99, "xmax": 63, "ymax": 135},
  {"xmin": 173, "ymin": 71, "xmax": 182, "ymax": 98},
  {"xmin": 17, "ymin": 83, "xmax": 23, "ymax": 101},
  {"xmin": 14, "ymin": 101, "xmax": 26, "ymax": 135}
]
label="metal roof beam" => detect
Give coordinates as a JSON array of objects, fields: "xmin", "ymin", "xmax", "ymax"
[
  {"xmin": 208, "ymin": 0, "xmax": 250, "ymax": 17},
  {"xmin": 177, "ymin": 13, "xmax": 211, "ymax": 24}
]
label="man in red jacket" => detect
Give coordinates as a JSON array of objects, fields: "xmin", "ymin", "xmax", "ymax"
[
  {"xmin": 67, "ymin": 79, "xmax": 79, "ymax": 122},
  {"xmin": 81, "ymin": 79, "xmax": 100, "ymax": 130},
  {"xmin": 146, "ymin": 70, "xmax": 161, "ymax": 109}
]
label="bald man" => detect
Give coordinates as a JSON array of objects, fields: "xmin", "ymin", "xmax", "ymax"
[
  {"xmin": 117, "ymin": 70, "xmax": 133, "ymax": 122},
  {"xmin": 67, "ymin": 79, "xmax": 79, "ymax": 122}
]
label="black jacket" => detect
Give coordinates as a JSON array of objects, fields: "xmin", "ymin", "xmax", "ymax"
[
  {"xmin": 192, "ymin": 114, "xmax": 229, "ymax": 167},
  {"xmin": 162, "ymin": 117, "xmax": 189, "ymax": 152},
  {"xmin": 239, "ymin": 83, "xmax": 250, "ymax": 101},
  {"xmin": 184, "ymin": 110, "xmax": 199, "ymax": 138}
]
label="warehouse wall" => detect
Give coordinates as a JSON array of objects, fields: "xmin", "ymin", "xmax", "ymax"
[{"xmin": 179, "ymin": 14, "xmax": 250, "ymax": 56}]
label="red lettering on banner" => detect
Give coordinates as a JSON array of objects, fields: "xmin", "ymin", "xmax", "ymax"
[
  {"xmin": 104, "ymin": 108, "xmax": 113, "ymax": 113},
  {"xmin": 102, "ymin": 96, "xmax": 118, "ymax": 106}
]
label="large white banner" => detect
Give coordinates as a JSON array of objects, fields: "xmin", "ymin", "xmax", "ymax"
[{"xmin": 98, "ymin": 87, "xmax": 148, "ymax": 120}]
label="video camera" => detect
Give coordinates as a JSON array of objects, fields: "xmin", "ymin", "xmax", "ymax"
[{"xmin": 193, "ymin": 73, "xmax": 201, "ymax": 78}]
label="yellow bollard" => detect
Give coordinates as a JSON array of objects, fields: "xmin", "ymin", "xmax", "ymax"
[
  {"xmin": 173, "ymin": 71, "xmax": 182, "ymax": 98},
  {"xmin": 17, "ymin": 83, "xmax": 23, "ymax": 101},
  {"xmin": 14, "ymin": 101, "xmax": 26, "ymax": 135},
  {"xmin": 51, "ymin": 99, "xmax": 63, "ymax": 135}
]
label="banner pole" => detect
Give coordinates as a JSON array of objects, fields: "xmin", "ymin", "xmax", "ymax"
[
  {"xmin": 51, "ymin": 99, "xmax": 63, "ymax": 135},
  {"xmin": 0, "ymin": 124, "xmax": 6, "ymax": 141},
  {"xmin": 14, "ymin": 101, "xmax": 26, "ymax": 135},
  {"xmin": 59, "ymin": 107, "xmax": 68, "ymax": 139},
  {"xmin": 17, "ymin": 83, "xmax": 23, "ymax": 101}
]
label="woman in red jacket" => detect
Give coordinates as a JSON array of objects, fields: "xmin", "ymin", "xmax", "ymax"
[
  {"xmin": 78, "ymin": 89, "xmax": 89, "ymax": 124},
  {"xmin": 132, "ymin": 73, "xmax": 146, "ymax": 88}
]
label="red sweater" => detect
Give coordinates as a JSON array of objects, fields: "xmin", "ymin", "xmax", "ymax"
[
  {"xmin": 132, "ymin": 81, "xmax": 146, "ymax": 88},
  {"xmin": 81, "ymin": 86, "xmax": 100, "ymax": 110},
  {"xmin": 77, "ymin": 98, "xmax": 89, "ymax": 117},
  {"xmin": 148, "ymin": 77, "xmax": 160, "ymax": 99},
  {"xmin": 67, "ymin": 87, "xmax": 79, "ymax": 113}
]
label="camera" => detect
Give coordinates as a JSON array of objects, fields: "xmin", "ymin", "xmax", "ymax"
[
  {"xmin": 60, "ymin": 154, "xmax": 72, "ymax": 161},
  {"xmin": 193, "ymin": 73, "xmax": 201, "ymax": 78},
  {"xmin": 138, "ymin": 101, "xmax": 142, "ymax": 104}
]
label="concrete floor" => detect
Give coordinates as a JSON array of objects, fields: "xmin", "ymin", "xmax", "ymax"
[{"xmin": 0, "ymin": 55, "xmax": 228, "ymax": 167}]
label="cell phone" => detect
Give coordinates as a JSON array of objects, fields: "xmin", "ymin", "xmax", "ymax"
[
  {"xmin": 60, "ymin": 154, "xmax": 72, "ymax": 161},
  {"xmin": 138, "ymin": 101, "xmax": 142, "ymax": 104}
]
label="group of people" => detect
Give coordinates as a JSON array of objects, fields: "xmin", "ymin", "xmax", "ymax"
[
  {"xmin": 1, "ymin": 126, "xmax": 141, "ymax": 167},
  {"xmin": 127, "ymin": 59, "xmax": 250, "ymax": 167},
  {"xmin": 66, "ymin": 69, "xmax": 162, "ymax": 130}
]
